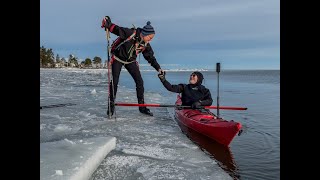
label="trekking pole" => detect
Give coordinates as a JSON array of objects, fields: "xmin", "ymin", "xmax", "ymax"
[
  {"xmin": 216, "ymin": 62, "xmax": 221, "ymax": 118},
  {"xmin": 105, "ymin": 16, "xmax": 116, "ymax": 120},
  {"xmin": 105, "ymin": 17, "xmax": 112, "ymax": 119}
]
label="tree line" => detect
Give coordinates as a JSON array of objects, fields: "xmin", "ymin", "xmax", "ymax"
[{"xmin": 40, "ymin": 46, "xmax": 104, "ymax": 68}]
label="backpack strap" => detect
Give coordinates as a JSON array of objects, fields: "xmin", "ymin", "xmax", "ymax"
[
  {"xmin": 113, "ymin": 55, "xmax": 135, "ymax": 65},
  {"xmin": 113, "ymin": 30, "xmax": 136, "ymax": 51}
]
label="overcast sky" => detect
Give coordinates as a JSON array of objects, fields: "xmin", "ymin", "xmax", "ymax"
[{"xmin": 40, "ymin": 0, "xmax": 280, "ymax": 69}]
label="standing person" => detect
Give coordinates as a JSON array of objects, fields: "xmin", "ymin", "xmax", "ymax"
[
  {"xmin": 158, "ymin": 71, "xmax": 213, "ymax": 109},
  {"xmin": 101, "ymin": 16, "xmax": 164, "ymax": 116}
]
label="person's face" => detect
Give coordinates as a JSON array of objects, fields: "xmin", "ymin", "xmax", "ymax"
[
  {"xmin": 141, "ymin": 34, "xmax": 155, "ymax": 44},
  {"xmin": 189, "ymin": 73, "xmax": 198, "ymax": 84}
]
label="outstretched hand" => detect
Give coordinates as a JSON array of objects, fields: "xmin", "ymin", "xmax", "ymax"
[
  {"xmin": 158, "ymin": 69, "xmax": 165, "ymax": 74},
  {"xmin": 158, "ymin": 70, "xmax": 166, "ymax": 82}
]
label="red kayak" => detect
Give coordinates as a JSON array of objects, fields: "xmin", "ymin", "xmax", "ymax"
[{"xmin": 174, "ymin": 95, "xmax": 242, "ymax": 146}]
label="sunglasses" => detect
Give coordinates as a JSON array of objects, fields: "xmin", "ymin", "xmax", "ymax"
[{"xmin": 190, "ymin": 74, "xmax": 197, "ymax": 77}]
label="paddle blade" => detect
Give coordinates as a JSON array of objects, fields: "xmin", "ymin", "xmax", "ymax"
[{"xmin": 216, "ymin": 63, "xmax": 221, "ymax": 73}]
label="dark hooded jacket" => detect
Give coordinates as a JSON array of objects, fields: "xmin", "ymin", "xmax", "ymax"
[
  {"xmin": 108, "ymin": 23, "xmax": 161, "ymax": 71},
  {"xmin": 161, "ymin": 71, "xmax": 213, "ymax": 106}
]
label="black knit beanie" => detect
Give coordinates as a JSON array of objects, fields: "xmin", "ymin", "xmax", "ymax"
[{"xmin": 141, "ymin": 21, "xmax": 155, "ymax": 36}]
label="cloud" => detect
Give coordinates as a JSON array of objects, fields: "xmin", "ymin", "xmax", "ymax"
[
  {"xmin": 145, "ymin": 0, "xmax": 279, "ymax": 21},
  {"xmin": 40, "ymin": 0, "xmax": 280, "ymax": 69}
]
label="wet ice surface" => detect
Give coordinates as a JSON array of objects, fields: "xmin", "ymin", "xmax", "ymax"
[
  {"xmin": 90, "ymin": 110, "xmax": 231, "ymax": 180},
  {"xmin": 40, "ymin": 69, "xmax": 232, "ymax": 180}
]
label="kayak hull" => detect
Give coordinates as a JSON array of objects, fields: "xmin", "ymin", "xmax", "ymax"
[{"xmin": 174, "ymin": 96, "xmax": 242, "ymax": 146}]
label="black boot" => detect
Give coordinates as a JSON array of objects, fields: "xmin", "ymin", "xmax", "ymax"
[
  {"xmin": 139, "ymin": 107, "xmax": 153, "ymax": 116},
  {"xmin": 107, "ymin": 101, "xmax": 115, "ymax": 116},
  {"xmin": 138, "ymin": 98, "xmax": 153, "ymax": 116}
]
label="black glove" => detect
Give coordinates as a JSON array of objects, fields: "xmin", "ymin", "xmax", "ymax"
[
  {"xmin": 191, "ymin": 101, "xmax": 202, "ymax": 109},
  {"xmin": 101, "ymin": 16, "xmax": 112, "ymax": 30},
  {"xmin": 158, "ymin": 71, "xmax": 166, "ymax": 82}
]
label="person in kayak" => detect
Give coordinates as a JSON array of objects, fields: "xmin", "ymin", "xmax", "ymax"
[
  {"xmin": 101, "ymin": 16, "xmax": 164, "ymax": 116},
  {"xmin": 158, "ymin": 71, "xmax": 213, "ymax": 109}
]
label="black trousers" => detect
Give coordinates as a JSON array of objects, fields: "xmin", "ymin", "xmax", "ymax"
[{"xmin": 109, "ymin": 60, "xmax": 145, "ymax": 104}]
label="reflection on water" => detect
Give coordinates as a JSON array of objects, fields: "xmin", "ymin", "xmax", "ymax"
[{"xmin": 175, "ymin": 119, "xmax": 240, "ymax": 180}]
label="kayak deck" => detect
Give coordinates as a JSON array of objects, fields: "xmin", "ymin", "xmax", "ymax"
[{"xmin": 174, "ymin": 96, "xmax": 242, "ymax": 146}]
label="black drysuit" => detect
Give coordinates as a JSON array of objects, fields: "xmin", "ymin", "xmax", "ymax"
[
  {"xmin": 161, "ymin": 80, "xmax": 213, "ymax": 106},
  {"xmin": 108, "ymin": 23, "xmax": 161, "ymax": 104}
]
